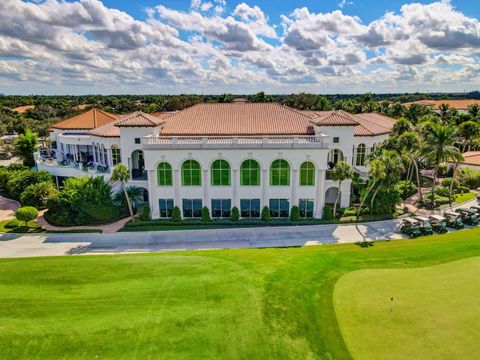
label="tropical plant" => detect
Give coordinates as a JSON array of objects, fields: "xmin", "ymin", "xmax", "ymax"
[
  {"xmin": 14, "ymin": 127, "xmax": 38, "ymax": 167},
  {"xmin": 6, "ymin": 169, "xmax": 52, "ymax": 200},
  {"xmin": 20, "ymin": 181, "xmax": 58, "ymax": 208},
  {"xmin": 15, "ymin": 206, "xmax": 38, "ymax": 227},
  {"xmin": 330, "ymin": 161, "xmax": 353, "ymax": 219},
  {"xmin": 111, "ymin": 164, "xmax": 134, "ymax": 220},
  {"xmin": 398, "ymin": 132, "xmax": 424, "ymax": 202},
  {"xmin": 420, "ymin": 123, "xmax": 463, "ymax": 208}
]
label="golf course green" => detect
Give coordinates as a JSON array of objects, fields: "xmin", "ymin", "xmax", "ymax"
[{"xmin": 0, "ymin": 228, "xmax": 479, "ymax": 359}]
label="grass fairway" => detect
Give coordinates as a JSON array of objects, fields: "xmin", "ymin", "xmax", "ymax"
[
  {"xmin": 334, "ymin": 257, "xmax": 480, "ymax": 360},
  {"xmin": 1, "ymin": 229, "xmax": 480, "ymax": 359}
]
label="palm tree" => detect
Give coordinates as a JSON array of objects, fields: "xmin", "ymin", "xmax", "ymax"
[
  {"xmin": 467, "ymin": 104, "xmax": 480, "ymax": 119},
  {"xmin": 126, "ymin": 186, "xmax": 143, "ymax": 209},
  {"xmin": 15, "ymin": 127, "xmax": 38, "ymax": 167},
  {"xmin": 356, "ymin": 158, "xmax": 386, "ymax": 220},
  {"xmin": 331, "ymin": 161, "xmax": 353, "ymax": 219},
  {"xmin": 399, "ymin": 132, "xmax": 424, "ymax": 202},
  {"xmin": 421, "ymin": 123, "xmax": 463, "ymax": 208},
  {"xmin": 111, "ymin": 163, "xmax": 134, "ymax": 220}
]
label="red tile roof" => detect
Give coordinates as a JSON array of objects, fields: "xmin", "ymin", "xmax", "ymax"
[
  {"xmin": 115, "ymin": 111, "xmax": 168, "ymax": 127},
  {"xmin": 310, "ymin": 110, "xmax": 359, "ymax": 126},
  {"xmin": 159, "ymin": 103, "xmax": 316, "ymax": 136},
  {"xmin": 12, "ymin": 105, "xmax": 35, "ymax": 113},
  {"xmin": 51, "ymin": 108, "xmax": 118, "ymax": 130},
  {"xmin": 460, "ymin": 152, "xmax": 480, "ymax": 166},
  {"xmin": 403, "ymin": 99, "xmax": 480, "ymax": 110},
  {"xmin": 89, "ymin": 112, "xmax": 173, "ymax": 137}
]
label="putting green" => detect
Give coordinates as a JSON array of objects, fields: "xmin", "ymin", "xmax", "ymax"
[{"xmin": 334, "ymin": 256, "xmax": 480, "ymax": 360}]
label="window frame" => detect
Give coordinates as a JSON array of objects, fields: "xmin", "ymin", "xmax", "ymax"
[
  {"xmin": 299, "ymin": 199, "xmax": 314, "ymax": 218},
  {"xmin": 270, "ymin": 159, "xmax": 290, "ymax": 186},
  {"xmin": 356, "ymin": 143, "xmax": 366, "ymax": 166},
  {"xmin": 211, "ymin": 159, "xmax": 231, "ymax": 186},
  {"xmin": 111, "ymin": 146, "xmax": 121, "ymax": 166},
  {"xmin": 134, "ymin": 138, "xmax": 141, "ymax": 144},
  {"xmin": 211, "ymin": 199, "xmax": 232, "ymax": 218},
  {"xmin": 240, "ymin": 159, "xmax": 261, "ymax": 186},
  {"xmin": 269, "ymin": 199, "xmax": 290, "ymax": 218},
  {"xmin": 157, "ymin": 162, "xmax": 173, "ymax": 186},
  {"xmin": 240, "ymin": 199, "xmax": 261, "ymax": 218},
  {"xmin": 158, "ymin": 199, "xmax": 174, "ymax": 218},
  {"xmin": 182, "ymin": 199, "xmax": 202, "ymax": 218},
  {"xmin": 181, "ymin": 160, "xmax": 202, "ymax": 186},
  {"xmin": 300, "ymin": 161, "xmax": 315, "ymax": 186}
]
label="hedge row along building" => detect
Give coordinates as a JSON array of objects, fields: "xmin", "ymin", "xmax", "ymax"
[{"xmin": 36, "ymin": 100, "xmax": 396, "ymax": 219}]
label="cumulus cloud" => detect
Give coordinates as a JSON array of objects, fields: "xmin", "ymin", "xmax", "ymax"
[{"xmin": 0, "ymin": 0, "xmax": 479, "ymax": 94}]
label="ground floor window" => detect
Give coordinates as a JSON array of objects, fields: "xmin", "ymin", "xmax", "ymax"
[
  {"xmin": 299, "ymin": 199, "xmax": 314, "ymax": 218},
  {"xmin": 269, "ymin": 199, "xmax": 289, "ymax": 218},
  {"xmin": 240, "ymin": 199, "xmax": 261, "ymax": 218},
  {"xmin": 159, "ymin": 199, "xmax": 174, "ymax": 218},
  {"xmin": 211, "ymin": 199, "xmax": 231, "ymax": 218},
  {"xmin": 182, "ymin": 199, "xmax": 202, "ymax": 218}
]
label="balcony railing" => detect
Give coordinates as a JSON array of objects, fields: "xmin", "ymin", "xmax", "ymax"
[
  {"xmin": 142, "ymin": 135, "xmax": 329, "ymax": 149},
  {"xmin": 35, "ymin": 153, "xmax": 110, "ymax": 174}
]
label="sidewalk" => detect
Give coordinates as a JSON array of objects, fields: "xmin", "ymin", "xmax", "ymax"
[
  {"xmin": 35, "ymin": 211, "xmax": 131, "ymax": 233},
  {"xmin": 0, "ymin": 197, "xmax": 20, "ymax": 222}
]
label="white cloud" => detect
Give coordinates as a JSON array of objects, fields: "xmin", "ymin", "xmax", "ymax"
[{"xmin": 0, "ymin": 0, "xmax": 479, "ymax": 94}]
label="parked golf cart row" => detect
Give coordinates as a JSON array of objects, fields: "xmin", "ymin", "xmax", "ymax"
[{"xmin": 401, "ymin": 206, "xmax": 480, "ymax": 238}]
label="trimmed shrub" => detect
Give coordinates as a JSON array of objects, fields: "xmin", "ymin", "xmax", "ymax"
[
  {"xmin": 201, "ymin": 206, "xmax": 211, "ymax": 223},
  {"xmin": 139, "ymin": 204, "xmax": 151, "ymax": 221},
  {"xmin": 261, "ymin": 206, "xmax": 271, "ymax": 221},
  {"xmin": 15, "ymin": 206, "xmax": 39, "ymax": 227},
  {"xmin": 290, "ymin": 206, "xmax": 300, "ymax": 222},
  {"xmin": 172, "ymin": 206, "xmax": 182, "ymax": 222},
  {"xmin": 4, "ymin": 219, "xmax": 21, "ymax": 229},
  {"xmin": 323, "ymin": 205, "xmax": 334, "ymax": 220},
  {"xmin": 231, "ymin": 206, "xmax": 240, "ymax": 221}
]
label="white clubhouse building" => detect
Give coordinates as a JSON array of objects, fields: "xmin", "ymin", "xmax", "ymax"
[{"xmin": 36, "ymin": 100, "xmax": 395, "ymax": 219}]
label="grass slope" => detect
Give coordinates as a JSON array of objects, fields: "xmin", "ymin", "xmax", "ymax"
[
  {"xmin": 334, "ymin": 257, "xmax": 480, "ymax": 360},
  {"xmin": 0, "ymin": 229, "xmax": 480, "ymax": 359}
]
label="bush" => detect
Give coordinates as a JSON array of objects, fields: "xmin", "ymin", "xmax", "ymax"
[
  {"xmin": 6, "ymin": 170, "xmax": 52, "ymax": 200},
  {"xmin": 139, "ymin": 204, "xmax": 151, "ymax": 221},
  {"xmin": 398, "ymin": 180, "xmax": 417, "ymax": 199},
  {"xmin": 172, "ymin": 206, "xmax": 182, "ymax": 222},
  {"xmin": 15, "ymin": 206, "xmax": 39, "ymax": 227},
  {"xmin": 323, "ymin": 205, "xmax": 334, "ymax": 220},
  {"xmin": 201, "ymin": 206, "xmax": 211, "ymax": 223},
  {"xmin": 343, "ymin": 209, "xmax": 357, "ymax": 217},
  {"xmin": 261, "ymin": 206, "xmax": 271, "ymax": 221},
  {"xmin": 231, "ymin": 206, "xmax": 240, "ymax": 221},
  {"xmin": 290, "ymin": 205, "xmax": 300, "ymax": 222},
  {"xmin": 4, "ymin": 219, "xmax": 21, "ymax": 229},
  {"xmin": 458, "ymin": 168, "xmax": 480, "ymax": 189},
  {"xmin": 20, "ymin": 181, "xmax": 58, "ymax": 208}
]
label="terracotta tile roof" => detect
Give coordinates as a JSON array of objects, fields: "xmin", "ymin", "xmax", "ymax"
[
  {"xmin": 460, "ymin": 151, "xmax": 480, "ymax": 166},
  {"xmin": 115, "ymin": 111, "xmax": 168, "ymax": 127},
  {"xmin": 301, "ymin": 111, "xmax": 396, "ymax": 136},
  {"xmin": 403, "ymin": 99, "xmax": 480, "ymax": 110},
  {"xmin": 51, "ymin": 108, "xmax": 118, "ymax": 130},
  {"xmin": 159, "ymin": 103, "xmax": 315, "ymax": 136},
  {"xmin": 352, "ymin": 113, "xmax": 396, "ymax": 136},
  {"xmin": 12, "ymin": 105, "xmax": 35, "ymax": 113},
  {"xmin": 310, "ymin": 110, "xmax": 359, "ymax": 126},
  {"xmin": 89, "ymin": 112, "xmax": 173, "ymax": 137}
]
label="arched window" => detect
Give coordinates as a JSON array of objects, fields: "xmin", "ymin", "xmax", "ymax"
[
  {"xmin": 182, "ymin": 160, "xmax": 201, "ymax": 186},
  {"xmin": 356, "ymin": 144, "xmax": 366, "ymax": 166},
  {"xmin": 328, "ymin": 149, "xmax": 344, "ymax": 168},
  {"xmin": 300, "ymin": 161, "xmax": 315, "ymax": 186},
  {"xmin": 211, "ymin": 159, "xmax": 230, "ymax": 186},
  {"xmin": 157, "ymin": 162, "xmax": 173, "ymax": 186},
  {"xmin": 240, "ymin": 159, "xmax": 260, "ymax": 186},
  {"xmin": 111, "ymin": 145, "xmax": 121, "ymax": 165},
  {"xmin": 270, "ymin": 159, "xmax": 290, "ymax": 186}
]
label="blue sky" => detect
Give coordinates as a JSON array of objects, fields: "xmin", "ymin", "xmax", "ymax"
[{"xmin": 2, "ymin": 0, "xmax": 480, "ymax": 94}]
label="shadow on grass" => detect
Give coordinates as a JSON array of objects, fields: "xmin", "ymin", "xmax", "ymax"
[{"xmin": 355, "ymin": 241, "xmax": 375, "ymax": 248}]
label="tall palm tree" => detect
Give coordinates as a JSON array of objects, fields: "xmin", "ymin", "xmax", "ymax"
[
  {"xmin": 421, "ymin": 123, "xmax": 463, "ymax": 208},
  {"xmin": 111, "ymin": 163, "xmax": 134, "ymax": 220},
  {"xmin": 331, "ymin": 161, "xmax": 353, "ymax": 219},
  {"xmin": 399, "ymin": 132, "xmax": 424, "ymax": 202},
  {"xmin": 356, "ymin": 158, "xmax": 386, "ymax": 220}
]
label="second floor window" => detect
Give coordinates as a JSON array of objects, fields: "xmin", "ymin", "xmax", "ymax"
[
  {"xmin": 211, "ymin": 160, "xmax": 231, "ymax": 186},
  {"xmin": 270, "ymin": 159, "xmax": 290, "ymax": 186},
  {"xmin": 182, "ymin": 160, "xmax": 201, "ymax": 186},
  {"xmin": 157, "ymin": 162, "xmax": 173, "ymax": 186}
]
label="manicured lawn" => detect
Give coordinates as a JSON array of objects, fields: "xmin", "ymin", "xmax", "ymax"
[
  {"xmin": 1, "ymin": 230, "xmax": 480, "ymax": 359},
  {"xmin": 454, "ymin": 191, "xmax": 476, "ymax": 203},
  {"xmin": 334, "ymin": 257, "xmax": 480, "ymax": 360}
]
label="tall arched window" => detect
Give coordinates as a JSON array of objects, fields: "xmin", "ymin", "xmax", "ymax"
[
  {"xmin": 111, "ymin": 145, "xmax": 121, "ymax": 166},
  {"xmin": 270, "ymin": 159, "xmax": 290, "ymax": 186},
  {"xmin": 356, "ymin": 144, "xmax": 366, "ymax": 166},
  {"xmin": 240, "ymin": 159, "xmax": 260, "ymax": 186},
  {"xmin": 328, "ymin": 149, "xmax": 344, "ymax": 168},
  {"xmin": 182, "ymin": 160, "xmax": 201, "ymax": 186},
  {"xmin": 157, "ymin": 162, "xmax": 173, "ymax": 186},
  {"xmin": 211, "ymin": 159, "xmax": 231, "ymax": 186},
  {"xmin": 300, "ymin": 161, "xmax": 315, "ymax": 186}
]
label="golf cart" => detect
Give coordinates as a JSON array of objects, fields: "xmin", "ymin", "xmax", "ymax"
[
  {"xmin": 469, "ymin": 205, "xmax": 480, "ymax": 220},
  {"xmin": 455, "ymin": 208, "xmax": 479, "ymax": 226},
  {"xmin": 428, "ymin": 215, "xmax": 448, "ymax": 234},
  {"xmin": 443, "ymin": 210, "xmax": 464, "ymax": 229},
  {"xmin": 414, "ymin": 216, "xmax": 434, "ymax": 235},
  {"xmin": 400, "ymin": 217, "xmax": 422, "ymax": 238}
]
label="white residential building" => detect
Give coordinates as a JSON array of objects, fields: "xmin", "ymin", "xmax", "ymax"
[{"xmin": 36, "ymin": 101, "xmax": 396, "ymax": 219}]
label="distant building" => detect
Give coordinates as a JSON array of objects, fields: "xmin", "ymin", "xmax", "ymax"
[
  {"xmin": 36, "ymin": 102, "xmax": 397, "ymax": 219},
  {"xmin": 402, "ymin": 99, "xmax": 480, "ymax": 114},
  {"xmin": 11, "ymin": 105, "xmax": 35, "ymax": 113}
]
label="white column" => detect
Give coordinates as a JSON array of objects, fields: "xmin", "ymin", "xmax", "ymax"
[
  {"xmin": 174, "ymin": 169, "xmax": 181, "ymax": 209},
  {"xmin": 232, "ymin": 169, "xmax": 239, "ymax": 209},
  {"xmin": 315, "ymin": 169, "xmax": 326, "ymax": 218},
  {"xmin": 262, "ymin": 169, "xmax": 268, "ymax": 207},
  {"xmin": 203, "ymin": 169, "xmax": 209, "ymax": 209},
  {"xmin": 147, "ymin": 170, "xmax": 159, "ymax": 219},
  {"xmin": 340, "ymin": 180, "xmax": 352, "ymax": 208},
  {"xmin": 93, "ymin": 145, "xmax": 97, "ymax": 163},
  {"xmin": 292, "ymin": 169, "xmax": 298, "ymax": 207}
]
